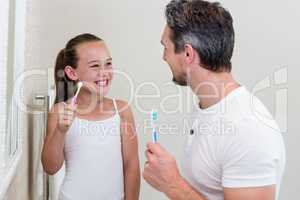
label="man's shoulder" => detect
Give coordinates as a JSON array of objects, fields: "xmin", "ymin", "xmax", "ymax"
[{"xmin": 224, "ymin": 86, "xmax": 280, "ymax": 134}]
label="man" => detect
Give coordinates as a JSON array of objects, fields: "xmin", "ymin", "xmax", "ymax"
[{"xmin": 143, "ymin": 0, "xmax": 286, "ymax": 200}]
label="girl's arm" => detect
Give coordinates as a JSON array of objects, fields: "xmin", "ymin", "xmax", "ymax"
[
  {"xmin": 118, "ymin": 100, "xmax": 141, "ymax": 200},
  {"xmin": 41, "ymin": 102, "xmax": 75, "ymax": 175}
]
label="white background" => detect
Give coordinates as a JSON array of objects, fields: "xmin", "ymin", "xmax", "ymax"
[{"xmin": 5, "ymin": 0, "xmax": 300, "ymax": 199}]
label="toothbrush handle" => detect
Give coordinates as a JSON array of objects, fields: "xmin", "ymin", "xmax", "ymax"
[
  {"xmin": 71, "ymin": 96, "xmax": 77, "ymax": 105},
  {"xmin": 152, "ymin": 129, "xmax": 158, "ymax": 143}
]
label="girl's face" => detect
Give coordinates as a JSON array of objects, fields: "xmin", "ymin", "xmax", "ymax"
[{"xmin": 74, "ymin": 41, "xmax": 113, "ymax": 97}]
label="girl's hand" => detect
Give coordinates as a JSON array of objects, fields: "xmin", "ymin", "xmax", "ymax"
[{"xmin": 57, "ymin": 102, "xmax": 77, "ymax": 133}]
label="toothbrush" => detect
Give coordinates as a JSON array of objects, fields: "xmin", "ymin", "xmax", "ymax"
[
  {"xmin": 71, "ymin": 81, "xmax": 83, "ymax": 105},
  {"xmin": 151, "ymin": 110, "xmax": 158, "ymax": 143}
]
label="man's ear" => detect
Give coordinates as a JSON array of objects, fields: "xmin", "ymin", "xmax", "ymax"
[
  {"xmin": 64, "ymin": 66, "xmax": 79, "ymax": 81},
  {"xmin": 184, "ymin": 44, "xmax": 195, "ymax": 65}
]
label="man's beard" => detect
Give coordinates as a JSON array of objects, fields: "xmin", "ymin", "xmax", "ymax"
[{"xmin": 172, "ymin": 76, "xmax": 188, "ymax": 86}]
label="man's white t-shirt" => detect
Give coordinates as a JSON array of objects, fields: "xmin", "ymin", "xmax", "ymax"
[{"xmin": 182, "ymin": 86, "xmax": 286, "ymax": 200}]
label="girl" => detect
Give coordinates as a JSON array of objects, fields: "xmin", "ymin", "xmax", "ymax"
[{"xmin": 41, "ymin": 33, "xmax": 140, "ymax": 200}]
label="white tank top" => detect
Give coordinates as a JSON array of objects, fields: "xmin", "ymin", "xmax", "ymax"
[{"xmin": 59, "ymin": 99, "xmax": 124, "ymax": 200}]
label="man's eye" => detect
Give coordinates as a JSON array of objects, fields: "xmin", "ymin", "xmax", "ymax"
[
  {"xmin": 91, "ymin": 65, "xmax": 99, "ymax": 68},
  {"xmin": 106, "ymin": 62, "xmax": 112, "ymax": 66}
]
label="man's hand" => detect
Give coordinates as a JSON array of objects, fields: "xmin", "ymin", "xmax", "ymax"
[{"xmin": 142, "ymin": 142, "xmax": 182, "ymax": 195}]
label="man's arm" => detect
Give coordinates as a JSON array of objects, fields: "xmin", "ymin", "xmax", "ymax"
[
  {"xmin": 223, "ymin": 186, "xmax": 276, "ymax": 200},
  {"xmin": 143, "ymin": 142, "xmax": 276, "ymax": 200},
  {"xmin": 165, "ymin": 176, "xmax": 207, "ymax": 200},
  {"xmin": 167, "ymin": 180, "xmax": 275, "ymax": 200},
  {"xmin": 143, "ymin": 142, "xmax": 206, "ymax": 200}
]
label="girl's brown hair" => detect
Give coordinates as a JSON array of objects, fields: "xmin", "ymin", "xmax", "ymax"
[{"xmin": 54, "ymin": 33, "xmax": 102, "ymax": 103}]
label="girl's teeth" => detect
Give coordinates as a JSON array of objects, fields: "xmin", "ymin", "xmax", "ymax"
[{"xmin": 97, "ymin": 80, "xmax": 107, "ymax": 86}]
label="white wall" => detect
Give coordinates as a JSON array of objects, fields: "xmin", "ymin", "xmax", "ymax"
[
  {"xmin": 13, "ymin": 0, "xmax": 300, "ymax": 199},
  {"xmin": 0, "ymin": 0, "xmax": 9, "ymax": 170}
]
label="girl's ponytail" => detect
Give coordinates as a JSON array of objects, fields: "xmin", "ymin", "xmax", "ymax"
[{"xmin": 53, "ymin": 33, "xmax": 102, "ymax": 104}]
